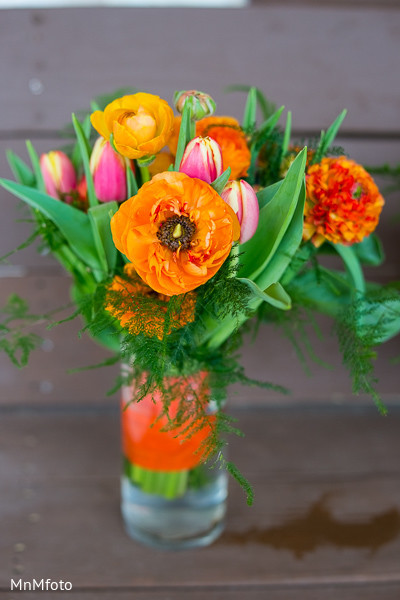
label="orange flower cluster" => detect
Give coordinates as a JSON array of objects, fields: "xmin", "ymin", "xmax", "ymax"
[
  {"xmin": 111, "ymin": 171, "xmax": 240, "ymax": 296},
  {"xmin": 304, "ymin": 157, "xmax": 384, "ymax": 247},
  {"xmin": 106, "ymin": 264, "xmax": 196, "ymax": 339},
  {"xmin": 169, "ymin": 116, "xmax": 251, "ymax": 180}
]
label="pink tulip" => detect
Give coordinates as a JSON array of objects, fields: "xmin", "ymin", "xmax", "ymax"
[
  {"xmin": 40, "ymin": 151, "xmax": 77, "ymax": 201},
  {"xmin": 221, "ymin": 180, "xmax": 259, "ymax": 244},
  {"xmin": 90, "ymin": 137, "xmax": 128, "ymax": 203},
  {"xmin": 179, "ymin": 136, "xmax": 223, "ymax": 184}
]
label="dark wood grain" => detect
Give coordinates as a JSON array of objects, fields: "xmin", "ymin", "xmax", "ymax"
[
  {"xmin": 0, "ymin": 7, "xmax": 400, "ymax": 134},
  {"xmin": 1, "ymin": 409, "xmax": 400, "ymax": 592}
]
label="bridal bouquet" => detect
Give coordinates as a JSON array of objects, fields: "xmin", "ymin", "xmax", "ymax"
[{"xmin": 2, "ymin": 87, "xmax": 400, "ymax": 525}]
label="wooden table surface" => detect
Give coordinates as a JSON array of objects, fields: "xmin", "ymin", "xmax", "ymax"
[{"xmin": 1, "ymin": 4, "xmax": 400, "ymax": 599}]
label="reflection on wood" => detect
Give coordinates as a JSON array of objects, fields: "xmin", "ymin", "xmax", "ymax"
[{"xmin": 220, "ymin": 493, "xmax": 400, "ymax": 558}]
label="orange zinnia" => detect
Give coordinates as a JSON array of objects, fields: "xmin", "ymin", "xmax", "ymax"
[
  {"xmin": 111, "ymin": 172, "xmax": 240, "ymax": 296},
  {"xmin": 106, "ymin": 264, "xmax": 196, "ymax": 339},
  {"xmin": 304, "ymin": 157, "xmax": 384, "ymax": 247}
]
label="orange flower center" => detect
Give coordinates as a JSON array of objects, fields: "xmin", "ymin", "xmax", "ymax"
[{"xmin": 156, "ymin": 215, "xmax": 196, "ymax": 251}]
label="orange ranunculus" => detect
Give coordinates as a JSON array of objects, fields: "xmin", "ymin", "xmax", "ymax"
[
  {"xmin": 111, "ymin": 171, "xmax": 240, "ymax": 296},
  {"xmin": 148, "ymin": 151, "xmax": 175, "ymax": 177},
  {"xmin": 90, "ymin": 92, "xmax": 174, "ymax": 160},
  {"xmin": 304, "ymin": 157, "xmax": 384, "ymax": 247},
  {"xmin": 169, "ymin": 116, "xmax": 251, "ymax": 180},
  {"xmin": 106, "ymin": 263, "xmax": 196, "ymax": 339},
  {"xmin": 196, "ymin": 116, "xmax": 251, "ymax": 180}
]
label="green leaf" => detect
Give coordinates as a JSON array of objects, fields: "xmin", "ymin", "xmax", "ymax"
[
  {"xmin": 256, "ymin": 180, "xmax": 282, "ymax": 210},
  {"xmin": 239, "ymin": 148, "xmax": 307, "ymax": 280},
  {"xmin": 353, "ymin": 234, "xmax": 384, "ymax": 266},
  {"xmin": 333, "ymin": 243, "xmax": 365, "ymax": 293},
  {"xmin": 238, "ymin": 278, "xmax": 291, "ymax": 310},
  {"xmin": 312, "ymin": 109, "xmax": 347, "ymax": 164},
  {"xmin": 224, "ymin": 84, "xmax": 275, "ymax": 120},
  {"xmin": 256, "ymin": 182, "xmax": 306, "ymax": 290},
  {"xmin": 282, "ymin": 111, "xmax": 292, "ymax": 157},
  {"xmin": 211, "ymin": 167, "xmax": 231, "ymax": 195},
  {"xmin": 205, "ymin": 183, "xmax": 306, "ymax": 350},
  {"xmin": 126, "ymin": 165, "xmax": 138, "ymax": 197},
  {"xmin": 248, "ymin": 106, "xmax": 285, "ymax": 180},
  {"xmin": 88, "ymin": 202, "xmax": 118, "ymax": 276},
  {"xmin": 174, "ymin": 99, "xmax": 193, "ymax": 171},
  {"xmin": 26, "ymin": 140, "xmax": 45, "ymax": 193},
  {"xmin": 242, "ymin": 87, "xmax": 257, "ymax": 131},
  {"xmin": 0, "ymin": 178, "xmax": 101, "ymax": 275},
  {"xmin": 72, "ymin": 113, "xmax": 98, "ymax": 208},
  {"xmin": 6, "ymin": 150, "xmax": 35, "ymax": 186}
]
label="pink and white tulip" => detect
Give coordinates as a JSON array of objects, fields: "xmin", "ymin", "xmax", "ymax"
[
  {"xmin": 179, "ymin": 136, "xmax": 223, "ymax": 184},
  {"xmin": 90, "ymin": 137, "xmax": 128, "ymax": 203},
  {"xmin": 221, "ymin": 180, "xmax": 259, "ymax": 244},
  {"xmin": 40, "ymin": 151, "xmax": 77, "ymax": 201}
]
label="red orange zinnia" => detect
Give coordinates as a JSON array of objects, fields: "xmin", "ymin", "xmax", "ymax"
[{"xmin": 304, "ymin": 157, "xmax": 384, "ymax": 247}]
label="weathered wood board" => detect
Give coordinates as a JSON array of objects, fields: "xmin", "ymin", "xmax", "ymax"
[
  {"xmin": 0, "ymin": 7, "xmax": 400, "ymax": 134},
  {"xmin": 1, "ymin": 408, "xmax": 400, "ymax": 596}
]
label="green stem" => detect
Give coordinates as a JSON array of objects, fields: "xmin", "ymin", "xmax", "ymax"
[
  {"xmin": 125, "ymin": 459, "xmax": 189, "ymax": 500},
  {"xmin": 139, "ymin": 165, "xmax": 150, "ymax": 184}
]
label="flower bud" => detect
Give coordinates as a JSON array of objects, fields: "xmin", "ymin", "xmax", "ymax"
[
  {"xmin": 90, "ymin": 137, "xmax": 129, "ymax": 203},
  {"xmin": 179, "ymin": 136, "xmax": 223, "ymax": 184},
  {"xmin": 174, "ymin": 90, "xmax": 216, "ymax": 121},
  {"xmin": 221, "ymin": 180, "xmax": 259, "ymax": 244},
  {"xmin": 40, "ymin": 151, "xmax": 76, "ymax": 201}
]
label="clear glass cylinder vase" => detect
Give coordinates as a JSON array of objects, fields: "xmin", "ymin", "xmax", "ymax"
[{"xmin": 120, "ymin": 371, "xmax": 228, "ymax": 550}]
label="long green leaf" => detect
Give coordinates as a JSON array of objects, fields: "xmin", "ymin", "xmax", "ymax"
[
  {"xmin": 88, "ymin": 202, "xmax": 118, "ymax": 276},
  {"xmin": 256, "ymin": 180, "xmax": 282, "ymax": 210},
  {"xmin": 26, "ymin": 140, "xmax": 45, "ymax": 192},
  {"xmin": 224, "ymin": 84, "xmax": 275, "ymax": 119},
  {"xmin": 205, "ymin": 183, "xmax": 306, "ymax": 350},
  {"xmin": 248, "ymin": 106, "xmax": 285, "ymax": 180},
  {"xmin": 282, "ymin": 111, "xmax": 292, "ymax": 157},
  {"xmin": 72, "ymin": 113, "xmax": 98, "ymax": 208},
  {"xmin": 242, "ymin": 87, "xmax": 257, "ymax": 131},
  {"xmin": 312, "ymin": 109, "xmax": 347, "ymax": 164},
  {"xmin": 126, "ymin": 165, "xmax": 138, "ymax": 197},
  {"xmin": 239, "ymin": 148, "xmax": 307, "ymax": 280},
  {"xmin": 0, "ymin": 178, "xmax": 100, "ymax": 274},
  {"xmin": 238, "ymin": 278, "xmax": 291, "ymax": 310},
  {"xmin": 174, "ymin": 100, "xmax": 192, "ymax": 170},
  {"xmin": 333, "ymin": 243, "xmax": 365, "ymax": 293},
  {"xmin": 6, "ymin": 150, "xmax": 35, "ymax": 186}
]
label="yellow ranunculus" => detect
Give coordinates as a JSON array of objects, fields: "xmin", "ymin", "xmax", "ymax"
[{"xmin": 90, "ymin": 92, "xmax": 174, "ymax": 160}]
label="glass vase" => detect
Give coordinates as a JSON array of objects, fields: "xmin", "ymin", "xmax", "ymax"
[{"xmin": 120, "ymin": 371, "xmax": 228, "ymax": 550}]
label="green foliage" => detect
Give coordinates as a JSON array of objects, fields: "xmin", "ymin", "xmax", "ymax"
[
  {"xmin": 336, "ymin": 298, "xmax": 387, "ymax": 415},
  {"xmin": 312, "ymin": 110, "xmax": 347, "ymax": 165},
  {"xmin": 0, "ymin": 294, "xmax": 43, "ymax": 368}
]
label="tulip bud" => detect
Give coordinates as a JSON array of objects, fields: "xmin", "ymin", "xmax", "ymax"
[
  {"xmin": 90, "ymin": 137, "xmax": 128, "ymax": 203},
  {"xmin": 179, "ymin": 136, "xmax": 223, "ymax": 184},
  {"xmin": 221, "ymin": 180, "xmax": 259, "ymax": 244},
  {"xmin": 40, "ymin": 151, "xmax": 77, "ymax": 201},
  {"xmin": 174, "ymin": 90, "xmax": 216, "ymax": 121}
]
